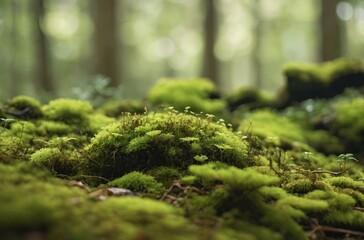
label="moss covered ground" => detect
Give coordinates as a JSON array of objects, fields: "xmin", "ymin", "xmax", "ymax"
[{"xmin": 1, "ymin": 58, "xmax": 364, "ymax": 240}]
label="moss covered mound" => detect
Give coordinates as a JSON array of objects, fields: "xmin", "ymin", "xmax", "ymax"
[
  {"xmin": 97, "ymin": 99, "xmax": 145, "ymax": 117},
  {"xmin": 0, "ymin": 163, "xmax": 198, "ymax": 240},
  {"xmin": 281, "ymin": 58, "xmax": 364, "ymax": 106},
  {"xmin": 2, "ymin": 95, "xmax": 43, "ymax": 119},
  {"xmin": 147, "ymin": 78, "xmax": 226, "ymax": 115},
  {"xmin": 331, "ymin": 97, "xmax": 364, "ymax": 151},
  {"xmin": 237, "ymin": 109, "xmax": 343, "ymax": 154},
  {"xmin": 226, "ymin": 87, "xmax": 275, "ymax": 112},
  {"xmin": 238, "ymin": 109, "xmax": 307, "ymax": 146},
  {"xmin": 1, "ymin": 68, "xmax": 364, "ymax": 240},
  {"xmin": 183, "ymin": 162, "xmax": 364, "ymax": 240},
  {"xmin": 85, "ymin": 111, "xmax": 251, "ymax": 181},
  {"xmin": 283, "ymin": 90, "xmax": 364, "ymax": 156}
]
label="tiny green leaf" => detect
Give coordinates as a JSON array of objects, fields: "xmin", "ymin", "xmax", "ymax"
[
  {"xmin": 146, "ymin": 130, "xmax": 162, "ymax": 137},
  {"xmin": 194, "ymin": 155, "xmax": 208, "ymax": 162},
  {"xmin": 180, "ymin": 137, "xmax": 199, "ymax": 142}
]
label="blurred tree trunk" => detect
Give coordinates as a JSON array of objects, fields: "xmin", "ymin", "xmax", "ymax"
[
  {"xmin": 92, "ymin": 0, "xmax": 119, "ymax": 87},
  {"xmin": 252, "ymin": 0, "xmax": 262, "ymax": 88},
  {"xmin": 10, "ymin": 0, "xmax": 19, "ymax": 97},
  {"xmin": 320, "ymin": 0, "xmax": 342, "ymax": 61},
  {"xmin": 34, "ymin": 0, "xmax": 54, "ymax": 93},
  {"xmin": 202, "ymin": 0, "xmax": 219, "ymax": 86}
]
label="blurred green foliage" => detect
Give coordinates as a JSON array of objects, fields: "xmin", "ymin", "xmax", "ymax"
[{"xmin": 1, "ymin": 0, "xmax": 364, "ymax": 100}]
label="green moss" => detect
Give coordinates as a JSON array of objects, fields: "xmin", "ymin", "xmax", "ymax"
[
  {"xmin": 329, "ymin": 193, "xmax": 356, "ymax": 211},
  {"xmin": 226, "ymin": 87, "xmax": 274, "ymax": 112},
  {"xmin": 283, "ymin": 58, "xmax": 363, "ymax": 84},
  {"xmin": 189, "ymin": 165, "xmax": 280, "ymax": 190},
  {"xmin": 238, "ymin": 109, "xmax": 308, "ymax": 148},
  {"xmin": 107, "ymin": 171, "xmax": 165, "ymax": 197},
  {"xmin": 95, "ymin": 197, "xmax": 197, "ymax": 239},
  {"xmin": 277, "ymin": 195, "xmax": 329, "ymax": 212},
  {"xmin": 285, "ymin": 150, "xmax": 341, "ymax": 172},
  {"xmin": 214, "ymin": 220, "xmax": 284, "ymax": 240},
  {"xmin": 0, "ymin": 163, "xmax": 89, "ymax": 239},
  {"xmin": 3, "ymin": 95, "xmax": 43, "ymax": 119},
  {"xmin": 340, "ymin": 188, "xmax": 364, "ymax": 207},
  {"xmin": 37, "ymin": 120, "xmax": 73, "ymax": 135},
  {"xmin": 146, "ymin": 166, "xmax": 182, "ymax": 187},
  {"xmin": 98, "ymin": 99, "xmax": 145, "ymax": 117},
  {"xmin": 332, "ymin": 98, "xmax": 364, "ymax": 149},
  {"xmin": 281, "ymin": 58, "xmax": 364, "ymax": 105},
  {"xmin": 85, "ymin": 112, "xmax": 251, "ymax": 182},
  {"xmin": 147, "ymin": 78, "xmax": 226, "ymax": 115},
  {"xmin": 323, "ymin": 210, "xmax": 364, "ymax": 229},
  {"xmin": 30, "ymin": 147, "xmax": 80, "ymax": 175},
  {"xmin": 42, "ymin": 98, "xmax": 93, "ymax": 124},
  {"xmin": 185, "ymin": 163, "xmax": 307, "ymax": 240},
  {"xmin": 259, "ymin": 186, "xmax": 288, "ymax": 200},
  {"xmin": 304, "ymin": 189, "xmax": 330, "ymax": 199},
  {"xmin": 1, "ymin": 91, "xmax": 364, "ymax": 239},
  {"xmin": 304, "ymin": 129, "xmax": 344, "ymax": 154},
  {"xmin": 283, "ymin": 178, "xmax": 314, "ymax": 194},
  {"xmin": 0, "ymin": 163, "xmax": 198, "ymax": 240},
  {"xmin": 327, "ymin": 176, "xmax": 363, "ymax": 190},
  {"xmin": 85, "ymin": 113, "xmax": 116, "ymax": 133}
]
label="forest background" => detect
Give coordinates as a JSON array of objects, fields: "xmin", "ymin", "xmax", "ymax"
[{"xmin": 0, "ymin": 0, "xmax": 364, "ymax": 101}]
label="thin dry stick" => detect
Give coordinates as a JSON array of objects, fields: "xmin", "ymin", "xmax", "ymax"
[
  {"xmin": 354, "ymin": 207, "xmax": 364, "ymax": 212},
  {"xmin": 310, "ymin": 225, "xmax": 364, "ymax": 237}
]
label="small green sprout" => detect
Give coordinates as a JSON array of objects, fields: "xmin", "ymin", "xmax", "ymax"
[
  {"xmin": 336, "ymin": 153, "xmax": 358, "ymax": 173},
  {"xmin": 304, "ymin": 151, "xmax": 313, "ymax": 161},
  {"xmin": 0, "ymin": 118, "xmax": 15, "ymax": 133},
  {"xmin": 194, "ymin": 155, "xmax": 208, "ymax": 162},
  {"xmin": 205, "ymin": 114, "xmax": 215, "ymax": 120},
  {"xmin": 1, "ymin": 117, "xmax": 15, "ymax": 125},
  {"xmin": 337, "ymin": 153, "xmax": 358, "ymax": 163},
  {"xmin": 184, "ymin": 106, "xmax": 191, "ymax": 113},
  {"xmin": 146, "ymin": 130, "xmax": 162, "ymax": 137}
]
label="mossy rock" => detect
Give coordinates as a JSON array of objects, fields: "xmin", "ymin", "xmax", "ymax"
[
  {"xmin": 98, "ymin": 99, "xmax": 145, "ymax": 117},
  {"xmin": 3, "ymin": 95, "xmax": 43, "ymax": 119},
  {"xmin": 281, "ymin": 58, "xmax": 364, "ymax": 106},
  {"xmin": 147, "ymin": 78, "xmax": 226, "ymax": 116},
  {"xmin": 107, "ymin": 171, "xmax": 165, "ymax": 197},
  {"xmin": 225, "ymin": 87, "xmax": 275, "ymax": 112},
  {"xmin": 85, "ymin": 111, "xmax": 251, "ymax": 182}
]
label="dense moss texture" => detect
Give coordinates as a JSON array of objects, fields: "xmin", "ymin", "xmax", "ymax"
[
  {"xmin": 85, "ymin": 110, "xmax": 251, "ymax": 181},
  {"xmin": 1, "ymin": 63, "xmax": 364, "ymax": 239},
  {"xmin": 0, "ymin": 164, "xmax": 197, "ymax": 240}
]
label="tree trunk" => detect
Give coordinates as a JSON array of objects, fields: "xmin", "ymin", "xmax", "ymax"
[
  {"xmin": 92, "ymin": 0, "xmax": 119, "ymax": 87},
  {"xmin": 10, "ymin": 0, "xmax": 19, "ymax": 97},
  {"xmin": 202, "ymin": 0, "xmax": 219, "ymax": 86},
  {"xmin": 320, "ymin": 0, "xmax": 342, "ymax": 61},
  {"xmin": 34, "ymin": 0, "xmax": 54, "ymax": 93},
  {"xmin": 252, "ymin": 0, "xmax": 262, "ymax": 88}
]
